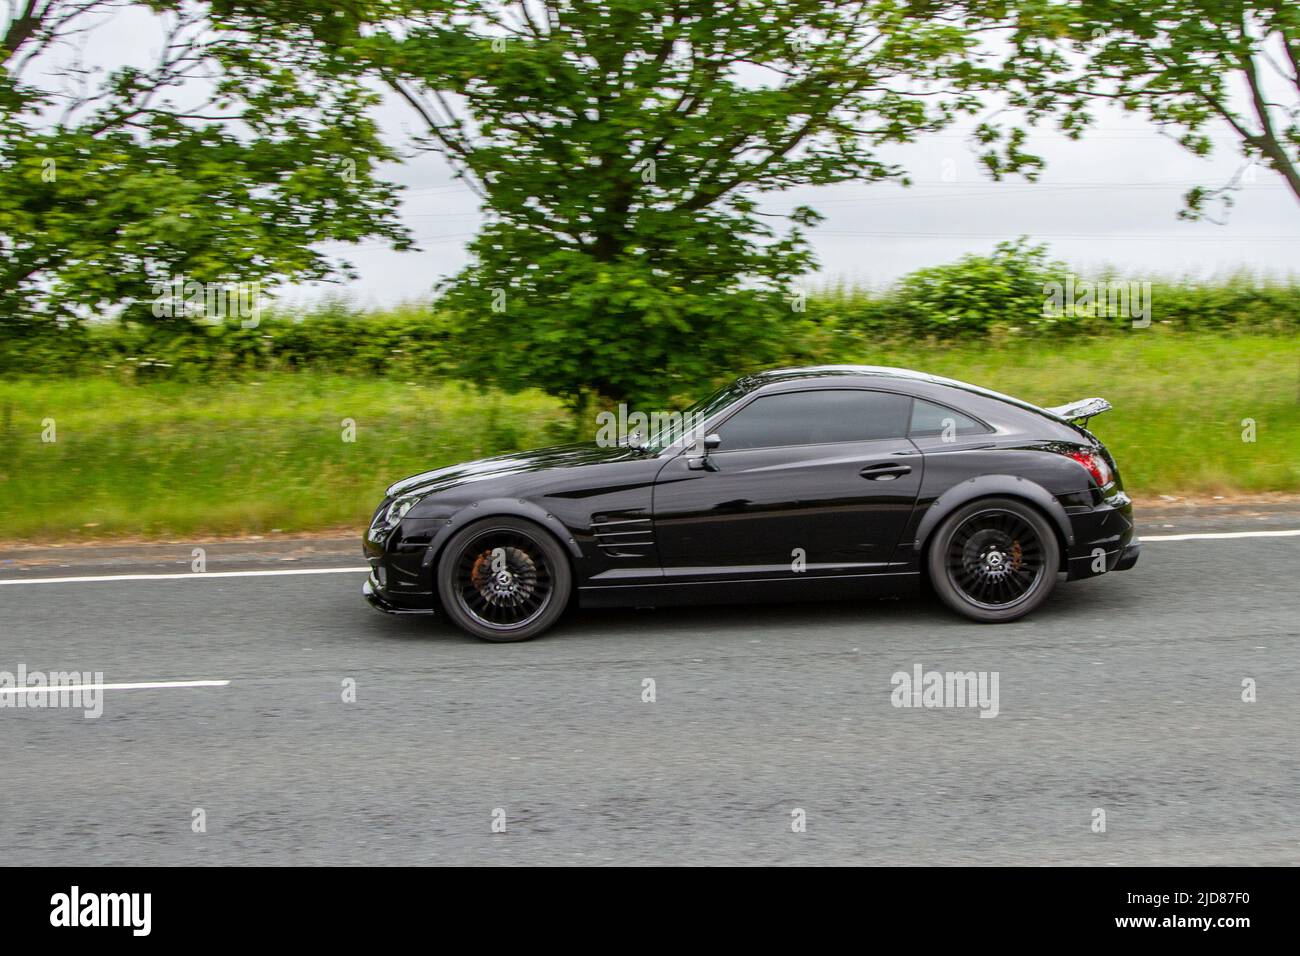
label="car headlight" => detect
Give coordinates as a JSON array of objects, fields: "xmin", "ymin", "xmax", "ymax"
[{"xmin": 383, "ymin": 494, "xmax": 422, "ymax": 529}]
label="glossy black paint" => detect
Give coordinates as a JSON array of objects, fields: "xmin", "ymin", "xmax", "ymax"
[{"xmin": 363, "ymin": 366, "xmax": 1137, "ymax": 615}]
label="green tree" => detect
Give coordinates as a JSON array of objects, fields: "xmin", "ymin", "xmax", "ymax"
[
  {"xmin": 360, "ymin": 0, "xmax": 1036, "ymax": 408},
  {"xmin": 1004, "ymin": 0, "xmax": 1300, "ymax": 219},
  {"xmin": 0, "ymin": 1, "xmax": 409, "ymax": 332}
]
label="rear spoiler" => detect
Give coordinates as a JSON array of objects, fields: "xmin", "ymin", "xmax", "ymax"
[{"xmin": 1044, "ymin": 397, "xmax": 1112, "ymax": 426}]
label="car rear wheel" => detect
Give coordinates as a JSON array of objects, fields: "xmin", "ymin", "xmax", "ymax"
[
  {"xmin": 927, "ymin": 497, "xmax": 1060, "ymax": 623},
  {"xmin": 436, "ymin": 517, "xmax": 571, "ymax": 642}
]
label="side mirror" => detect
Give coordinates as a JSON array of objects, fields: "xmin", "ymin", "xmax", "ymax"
[{"xmin": 688, "ymin": 433, "xmax": 722, "ymax": 471}]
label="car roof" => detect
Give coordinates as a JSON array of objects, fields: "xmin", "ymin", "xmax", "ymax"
[
  {"xmin": 747, "ymin": 364, "xmax": 933, "ymax": 385},
  {"xmin": 740, "ymin": 365, "xmax": 1056, "ymax": 421}
]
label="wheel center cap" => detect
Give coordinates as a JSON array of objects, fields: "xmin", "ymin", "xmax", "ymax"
[
  {"xmin": 985, "ymin": 551, "xmax": 1004, "ymax": 568},
  {"xmin": 495, "ymin": 570, "xmax": 513, "ymax": 587}
]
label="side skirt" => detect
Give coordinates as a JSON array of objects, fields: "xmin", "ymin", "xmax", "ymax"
[{"xmin": 577, "ymin": 571, "xmax": 922, "ymax": 609}]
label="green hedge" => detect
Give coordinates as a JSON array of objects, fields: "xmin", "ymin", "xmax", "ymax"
[
  {"xmin": 3, "ymin": 300, "xmax": 458, "ymax": 380},
  {"xmin": 791, "ymin": 243, "xmax": 1300, "ymax": 351},
  {"xmin": 4, "ymin": 243, "xmax": 1298, "ymax": 379}
]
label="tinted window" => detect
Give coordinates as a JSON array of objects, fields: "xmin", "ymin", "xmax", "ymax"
[
  {"xmin": 909, "ymin": 399, "xmax": 990, "ymax": 439},
  {"xmin": 718, "ymin": 390, "xmax": 912, "ymax": 451}
]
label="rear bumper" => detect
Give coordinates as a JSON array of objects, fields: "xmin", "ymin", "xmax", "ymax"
[
  {"xmin": 1115, "ymin": 539, "xmax": 1141, "ymax": 571},
  {"xmin": 1064, "ymin": 490, "xmax": 1138, "ymax": 580}
]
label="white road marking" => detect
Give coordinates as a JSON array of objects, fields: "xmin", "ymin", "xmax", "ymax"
[
  {"xmin": 1141, "ymin": 529, "xmax": 1300, "ymax": 542},
  {"xmin": 0, "ymin": 567, "xmax": 368, "ymax": 586},
  {"xmin": 0, "ymin": 529, "xmax": 1295, "ymax": 586},
  {"xmin": 0, "ymin": 679, "xmax": 230, "ymax": 697}
]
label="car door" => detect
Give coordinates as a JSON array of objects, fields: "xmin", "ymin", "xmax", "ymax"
[{"xmin": 651, "ymin": 388, "xmax": 923, "ymax": 581}]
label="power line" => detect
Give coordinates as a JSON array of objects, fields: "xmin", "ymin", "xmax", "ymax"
[{"xmin": 813, "ymin": 230, "xmax": 1300, "ymax": 242}]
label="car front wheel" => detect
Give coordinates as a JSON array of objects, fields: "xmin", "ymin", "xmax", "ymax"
[
  {"xmin": 927, "ymin": 497, "xmax": 1060, "ymax": 623},
  {"xmin": 436, "ymin": 517, "xmax": 571, "ymax": 642}
]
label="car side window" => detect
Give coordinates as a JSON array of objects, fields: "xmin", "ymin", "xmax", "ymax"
[
  {"xmin": 717, "ymin": 389, "xmax": 912, "ymax": 451},
  {"xmin": 909, "ymin": 398, "xmax": 990, "ymax": 439}
]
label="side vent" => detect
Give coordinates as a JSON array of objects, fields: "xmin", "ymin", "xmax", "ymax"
[{"xmin": 591, "ymin": 512, "xmax": 654, "ymax": 558}]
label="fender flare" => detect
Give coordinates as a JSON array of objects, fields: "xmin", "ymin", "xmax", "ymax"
[
  {"xmin": 912, "ymin": 474, "xmax": 1074, "ymax": 554},
  {"xmin": 419, "ymin": 497, "xmax": 584, "ymax": 580}
]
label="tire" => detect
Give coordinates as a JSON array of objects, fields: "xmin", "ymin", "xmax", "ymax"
[
  {"xmin": 436, "ymin": 516, "xmax": 572, "ymax": 642},
  {"xmin": 926, "ymin": 497, "xmax": 1060, "ymax": 623}
]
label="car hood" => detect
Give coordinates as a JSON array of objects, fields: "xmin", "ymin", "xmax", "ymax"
[{"xmin": 385, "ymin": 442, "xmax": 646, "ymax": 498}]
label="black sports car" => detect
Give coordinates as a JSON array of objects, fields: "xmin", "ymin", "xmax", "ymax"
[{"xmin": 363, "ymin": 366, "xmax": 1139, "ymax": 641}]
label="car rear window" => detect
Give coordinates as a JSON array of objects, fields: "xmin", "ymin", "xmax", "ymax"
[{"xmin": 909, "ymin": 399, "xmax": 990, "ymax": 438}]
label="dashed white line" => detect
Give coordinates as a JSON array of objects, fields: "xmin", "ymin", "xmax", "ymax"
[
  {"xmin": 0, "ymin": 529, "xmax": 1295, "ymax": 586},
  {"xmin": 0, "ymin": 679, "xmax": 230, "ymax": 697}
]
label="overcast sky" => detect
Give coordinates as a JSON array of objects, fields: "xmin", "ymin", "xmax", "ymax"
[
  {"xmin": 298, "ymin": 88, "xmax": 1300, "ymax": 310},
  {"xmin": 29, "ymin": 4, "xmax": 1300, "ymax": 309}
]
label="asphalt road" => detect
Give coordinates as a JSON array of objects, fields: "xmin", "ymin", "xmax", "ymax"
[{"xmin": 1, "ymin": 525, "xmax": 1297, "ymax": 865}]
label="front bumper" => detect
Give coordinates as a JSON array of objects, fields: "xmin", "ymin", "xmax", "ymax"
[
  {"xmin": 363, "ymin": 573, "xmax": 436, "ymax": 616},
  {"xmin": 363, "ymin": 508, "xmax": 445, "ymax": 615}
]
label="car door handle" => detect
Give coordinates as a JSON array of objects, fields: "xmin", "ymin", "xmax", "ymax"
[{"xmin": 859, "ymin": 463, "xmax": 912, "ymax": 480}]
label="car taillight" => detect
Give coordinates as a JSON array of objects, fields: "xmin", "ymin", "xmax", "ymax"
[{"xmin": 1065, "ymin": 449, "xmax": 1113, "ymax": 488}]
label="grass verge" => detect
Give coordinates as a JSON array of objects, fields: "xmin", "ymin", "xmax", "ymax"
[{"xmin": 1, "ymin": 332, "xmax": 1295, "ymax": 540}]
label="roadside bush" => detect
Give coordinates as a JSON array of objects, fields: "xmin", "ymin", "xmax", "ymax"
[
  {"xmin": 2, "ymin": 247, "xmax": 1297, "ymax": 380},
  {"xmin": 0, "ymin": 300, "xmax": 457, "ymax": 379},
  {"xmin": 877, "ymin": 239, "xmax": 1066, "ymax": 340}
]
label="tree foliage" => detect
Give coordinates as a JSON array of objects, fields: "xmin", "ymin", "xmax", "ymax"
[
  {"xmin": 1004, "ymin": 0, "xmax": 1300, "ymax": 219},
  {"xmin": 0, "ymin": 1, "xmax": 409, "ymax": 331},
  {"xmin": 352, "ymin": 0, "xmax": 1037, "ymax": 406}
]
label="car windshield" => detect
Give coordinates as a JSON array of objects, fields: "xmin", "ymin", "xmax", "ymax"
[{"xmin": 638, "ymin": 379, "xmax": 750, "ymax": 453}]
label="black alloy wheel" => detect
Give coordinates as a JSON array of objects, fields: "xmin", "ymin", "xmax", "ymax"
[
  {"xmin": 436, "ymin": 517, "xmax": 572, "ymax": 641},
  {"xmin": 928, "ymin": 497, "xmax": 1061, "ymax": 622}
]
